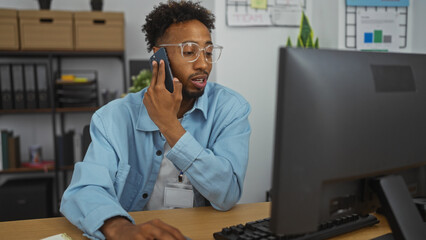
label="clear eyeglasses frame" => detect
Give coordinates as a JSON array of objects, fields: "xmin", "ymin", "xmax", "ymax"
[{"xmin": 158, "ymin": 42, "xmax": 223, "ymax": 63}]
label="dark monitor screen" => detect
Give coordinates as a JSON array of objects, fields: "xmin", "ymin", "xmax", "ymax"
[{"xmin": 270, "ymin": 48, "xmax": 426, "ymax": 239}]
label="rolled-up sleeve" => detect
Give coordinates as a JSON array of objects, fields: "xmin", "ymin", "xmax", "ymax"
[
  {"xmin": 60, "ymin": 113, "xmax": 133, "ymax": 240},
  {"xmin": 167, "ymin": 102, "xmax": 251, "ymax": 211}
]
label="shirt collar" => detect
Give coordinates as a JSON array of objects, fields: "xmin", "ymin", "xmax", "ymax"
[{"xmin": 136, "ymin": 83, "xmax": 209, "ymax": 132}]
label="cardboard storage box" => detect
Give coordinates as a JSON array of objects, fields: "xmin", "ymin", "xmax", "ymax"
[
  {"xmin": 74, "ymin": 11, "xmax": 124, "ymax": 51},
  {"xmin": 0, "ymin": 9, "xmax": 19, "ymax": 50},
  {"xmin": 19, "ymin": 10, "xmax": 74, "ymax": 51}
]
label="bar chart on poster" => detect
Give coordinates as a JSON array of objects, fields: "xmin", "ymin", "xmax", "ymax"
[
  {"xmin": 345, "ymin": 0, "xmax": 409, "ymax": 51},
  {"xmin": 357, "ymin": 10, "xmax": 399, "ymax": 51},
  {"xmin": 226, "ymin": 0, "xmax": 306, "ymax": 27}
]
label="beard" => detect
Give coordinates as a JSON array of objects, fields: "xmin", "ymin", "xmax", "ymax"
[
  {"xmin": 182, "ymin": 86, "xmax": 205, "ymax": 99},
  {"xmin": 181, "ymin": 71, "xmax": 209, "ymax": 99}
]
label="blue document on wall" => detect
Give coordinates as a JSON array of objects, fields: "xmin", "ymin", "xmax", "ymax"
[{"xmin": 346, "ymin": 0, "xmax": 409, "ymax": 7}]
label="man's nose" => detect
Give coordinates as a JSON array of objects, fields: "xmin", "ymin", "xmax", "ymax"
[{"xmin": 193, "ymin": 50, "xmax": 209, "ymax": 69}]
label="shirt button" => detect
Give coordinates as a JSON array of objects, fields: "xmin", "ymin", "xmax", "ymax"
[
  {"xmin": 142, "ymin": 193, "xmax": 148, "ymax": 199},
  {"xmin": 156, "ymin": 150, "xmax": 162, "ymax": 156}
]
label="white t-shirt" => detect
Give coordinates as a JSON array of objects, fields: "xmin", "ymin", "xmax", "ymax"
[{"xmin": 143, "ymin": 142, "xmax": 192, "ymax": 210}]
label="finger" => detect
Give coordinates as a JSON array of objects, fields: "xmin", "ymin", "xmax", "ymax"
[
  {"xmin": 142, "ymin": 93, "xmax": 150, "ymax": 106},
  {"xmin": 139, "ymin": 220, "xmax": 182, "ymax": 240},
  {"xmin": 172, "ymin": 78, "xmax": 182, "ymax": 96},
  {"xmin": 155, "ymin": 60, "xmax": 166, "ymax": 87},
  {"xmin": 151, "ymin": 219, "xmax": 186, "ymax": 240},
  {"xmin": 150, "ymin": 60, "xmax": 159, "ymax": 88}
]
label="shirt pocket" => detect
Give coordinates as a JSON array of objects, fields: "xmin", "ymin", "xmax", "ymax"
[{"xmin": 118, "ymin": 165, "xmax": 144, "ymax": 211}]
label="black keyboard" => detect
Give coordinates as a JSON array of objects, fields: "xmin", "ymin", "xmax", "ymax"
[{"xmin": 213, "ymin": 214, "xmax": 379, "ymax": 240}]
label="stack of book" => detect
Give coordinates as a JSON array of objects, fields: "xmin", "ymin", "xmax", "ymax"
[{"xmin": 0, "ymin": 130, "xmax": 20, "ymax": 170}]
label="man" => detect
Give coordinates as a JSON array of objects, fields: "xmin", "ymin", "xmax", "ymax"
[{"xmin": 60, "ymin": 1, "xmax": 251, "ymax": 239}]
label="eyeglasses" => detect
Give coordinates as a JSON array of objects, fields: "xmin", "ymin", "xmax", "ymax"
[{"xmin": 158, "ymin": 42, "xmax": 223, "ymax": 63}]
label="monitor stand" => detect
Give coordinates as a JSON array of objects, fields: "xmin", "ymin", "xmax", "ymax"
[{"xmin": 372, "ymin": 175, "xmax": 426, "ymax": 240}]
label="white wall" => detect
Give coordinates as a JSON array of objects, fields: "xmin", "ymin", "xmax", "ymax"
[
  {"xmin": 409, "ymin": 0, "xmax": 426, "ymax": 53},
  {"xmin": 1, "ymin": 0, "xmax": 426, "ymax": 204},
  {"xmin": 213, "ymin": 0, "xmax": 340, "ymax": 203}
]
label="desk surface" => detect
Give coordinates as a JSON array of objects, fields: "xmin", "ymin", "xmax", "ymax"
[{"xmin": 0, "ymin": 202, "xmax": 391, "ymax": 240}]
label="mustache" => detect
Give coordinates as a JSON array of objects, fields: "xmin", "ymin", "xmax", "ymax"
[{"xmin": 187, "ymin": 71, "xmax": 209, "ymax": 80}]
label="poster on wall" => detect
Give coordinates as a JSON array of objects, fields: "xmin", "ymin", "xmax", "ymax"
[
  {"xmin": 346, "ymin": 0, "xmax": 409, "ymax": 51},
  {"xmin": 226, "ymin": 0, "xmax": 306, "ymax": 27},
  {"xmin": 356, "ymin": 9, "xmax": 400, "ymax": 52}
]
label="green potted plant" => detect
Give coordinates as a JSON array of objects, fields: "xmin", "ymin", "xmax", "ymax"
[
  {"xmin": 286, "ymin": 12, "xmax": 319, "ymax": 49},
  {"xmin": 128, "ymin": 69, "xmax": 152, "ymax": 93}
]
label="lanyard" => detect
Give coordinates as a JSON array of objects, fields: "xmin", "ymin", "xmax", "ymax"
[{"xmin": 178, "ymin": 171, "xmax": 183, "ymax": 183}]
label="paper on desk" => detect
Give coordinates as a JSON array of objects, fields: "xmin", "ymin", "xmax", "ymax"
[{"xmin": 41, "ymin": 233, "xmax": 73, "ymax": 240}]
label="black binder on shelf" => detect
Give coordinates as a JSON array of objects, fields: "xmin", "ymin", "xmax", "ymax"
[
  {"xmin": 1, "ymin": 130, "xmax": 13, "ymax": 170},
  {"xmin": 12, "ymin": 65, "xmax": 26, "ymax": 109},
  {"xmin": 24, "ymin": 64, "xmax": 38, "ymax": 109},
  {"xmin": 0, "ymin": 64, "xmax": 14, "ymax": 109},
  {"xmin": 56, "ymin": 130, "xmax": 75, "ymax": 167},
  {"xmin": 36, "ymin": 64, "xmax": 50, "ymax": 109}
]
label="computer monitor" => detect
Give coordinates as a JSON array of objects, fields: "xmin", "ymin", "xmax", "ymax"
[{"xmin": 270, "ymin": 48, "xmax": 426, "ymax": 239}]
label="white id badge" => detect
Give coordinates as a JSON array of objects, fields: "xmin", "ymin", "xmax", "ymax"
[{"xmin": 164, "ymin": 179, "xmax": 194, "ymax": 208}]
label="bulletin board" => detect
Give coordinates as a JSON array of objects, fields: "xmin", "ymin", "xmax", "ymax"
[
  {"xmin": 226, "ymin": 0, "xmax": 306, "ymax": 27},
  {"xmin": 345, "ymin": 0, "xmax": 409, "ymax": 51}
]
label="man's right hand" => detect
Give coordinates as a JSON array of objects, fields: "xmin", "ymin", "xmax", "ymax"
[{"xmin": 101, "ymin": 216, "xmax": 186, "ymax": 240}]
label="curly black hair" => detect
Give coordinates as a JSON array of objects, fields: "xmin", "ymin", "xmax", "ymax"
[{"xmin": 142, "ymin": 1, "xmax": 215, "ymax": 52}]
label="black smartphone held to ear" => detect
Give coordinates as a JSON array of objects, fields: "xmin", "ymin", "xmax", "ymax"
[{"xmin": 149, "ymin": 47, "xmax": 174, "ymax": 93}]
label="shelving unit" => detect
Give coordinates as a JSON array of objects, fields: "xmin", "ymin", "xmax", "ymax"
[
  {"xmin": 0, "ymin": 107, "xmax": 99, "ymax": 114},
  {"xmin": 0, "ymin": 50, "xmax": 126, "ymax": 218}
]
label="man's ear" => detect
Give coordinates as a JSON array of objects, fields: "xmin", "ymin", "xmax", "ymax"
[{"xmin": 152, "ymin": 46, "xmax": 160, "ymax": 53}]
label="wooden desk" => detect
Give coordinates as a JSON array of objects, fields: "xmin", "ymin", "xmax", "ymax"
[{"xmin": 0, "ymin": 202, "xmax": 391, "ymax": 240}]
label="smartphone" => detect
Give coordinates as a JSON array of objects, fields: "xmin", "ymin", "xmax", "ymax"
[{"xmin": 149, "ymin": 47, "xmax": 174, "ymax": 93}]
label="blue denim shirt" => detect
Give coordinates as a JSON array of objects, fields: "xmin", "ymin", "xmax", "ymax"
[{"xmin": 60, "ymin": 82, "xmax": 251, "ymax": 239}]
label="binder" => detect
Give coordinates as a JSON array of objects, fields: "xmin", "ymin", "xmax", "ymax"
[
  {"xmin": 56, "ymin": 130, "xmax": 75, "ymax": 167},
  {"xmin": 12, "ymin": 64, "xmax": 26, "ymax": 109},
  {"xmin": 8, "ymin": 135, "xmax": 20, "ymax": 169},
  {"xmin": 1, "ymin": 130, "xmax": 12, "ymax": 170},
  {"xmin": 0, "ymin": 132, "xmax": 2, "ymax": 171},
  {"xmin": 36, "ymin": 64, "xmax": 50, "ymax": 108},
  {"xmin": 25, "ymin": 64, "xmax": 38, "ymax": 109},
  {"xmin": 0, "ymin": 65, "xmax": 13, "ymax": 109}
]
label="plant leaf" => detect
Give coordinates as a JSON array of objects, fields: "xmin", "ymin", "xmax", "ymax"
[
  {"xmin": 297, "ymin": 36, "xmax": 304, "ymax": 48},
  {"xmin": 286, "ymin": 36, "xmax": 293, "ymax": 47}
]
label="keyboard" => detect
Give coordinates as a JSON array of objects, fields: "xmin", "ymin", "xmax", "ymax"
[{"xmin": 213, "ymin": 214, "xmax": 379, "ymax": 240}]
